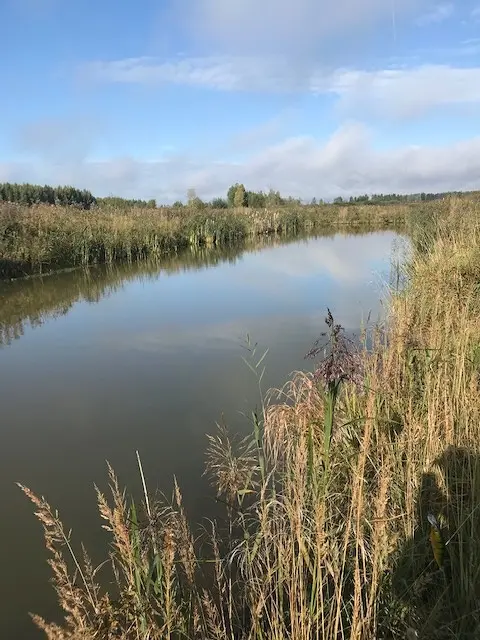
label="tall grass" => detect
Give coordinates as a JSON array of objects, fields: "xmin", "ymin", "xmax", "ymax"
[
  {"xmin": 20, "ymin": 197, "xmax": 480, "ymax": 638},
  {"xmin": 0, "ymin": 201, "xmax": 409, "ymax": 279}
]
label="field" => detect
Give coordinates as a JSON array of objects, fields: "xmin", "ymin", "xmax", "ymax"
[
  {"xmin": 0, "ymin": 201, "xmax": 408, "ymax": 279},
  {"xmin": 18, "ymin": 197, "xmax": 480, "ymax": 639}
]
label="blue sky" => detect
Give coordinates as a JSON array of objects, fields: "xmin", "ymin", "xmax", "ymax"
[{"xmin": 1, "ymin": 0, "xmax": 479, "ymax": 202}]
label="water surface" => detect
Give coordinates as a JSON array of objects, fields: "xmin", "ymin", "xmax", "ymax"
[{"xmin": 0, "ymin": 230, "xmax": 402, "ymax": 637}]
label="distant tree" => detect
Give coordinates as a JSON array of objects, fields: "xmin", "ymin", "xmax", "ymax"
[
  {"xmin": 284, "ymin": 195, "xmax": 302, "ymax": 205},
  {"xmin": 147, "ymin": 199, "xmax": 156, "ymax": 208},
  {"xmin": 333, "ymin": 197, "xmax": 344, "ymax": 204},
  {"xmin": 81, "ymin": 189, "xmax": 96, "ymax": 209},
  {"xmin": 211, "ymin": 197, "xmax": 228, "ymax": 209},
  {"xmin": 0, "ymin": 181, "xmax": 98, "ymax": 207},
  {"xmin": 311, "ymin": 197, "xmax": 317, "ymax": 205},
  {"xmin": 186, "ymin": 188, "xmax": 206, "ymax": 210},
  {"xmin": 172, "ymin": 200, "xmax": 184, "ymax": 208},
  {"xmin": 187, "ymin": 188, "xmax": 198, "ymax": 206},
  {"xmin": 11, "ymin": 183, "xmax": 20, "ymax": 202},
  {"xmin": 356, "ymin": 194, "xmax": 370, "ymax": 203},
  {"xmin": 191, "ymin": 197, "xmax": 206, "ymax": 210},
  {"xmin": 99, "ymin": 196, "xmax": 152, "ymax": 208},
  {"xmin": 19, "ymin": 183, "xmax": 33, "ymax": 205},
  {"xmin": 266, "ymin": 188, "xmax": 283, "ymax": 207},
  {"xmin": 227, "ymin": 184, "xmax": 238, "ymax": 207},
  {"xmin": 233, "ymin": 183, "xmax": 247, "ymax": 207},
  {"xmin": 247, "ymin": 190, "xmax": 267, "ymax": 208},
  {"xmin": 185, "ymin": 188, "xmax": 205, "ymax": 210},
  {"xmin": 2, "ymin": 183, "xmax": 12, "ymax": 201}
]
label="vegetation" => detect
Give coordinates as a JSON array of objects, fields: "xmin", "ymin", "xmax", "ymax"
[
  {"xmin": 19, "ymin": 197, "xmax": 480, "ymax": 638},
  {"xmin": 0, "ymin": 182, "xmax": 96, "ymax": 209},
  {"xmin": 334, "ymin": 191, "xmax": 480, "ymax": 205},
  {"xmin": 0, "ymin": 200, "xmax": 406, "ymax": 279},
  {"xmin": 3, "ymin": 180, "xmax": 478, "ymax": 212},
  {"xmin": 1, "ymin": 179, "xmax": 478, "ymax": 280},
  {"xmin": 96, "ymin": 196, "xmax": 157, "ymax": 209},
  {"xmin": 1, "ymin": 230, "xmax": 334, "ymax": 346}
]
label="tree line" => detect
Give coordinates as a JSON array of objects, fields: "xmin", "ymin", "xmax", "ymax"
[
  {"xmin": 332, "ymin": 192, "xmax": 458, "ymax": 205},
  {"xmin": 96, "ymin": 196, "xmax": 157, "ymax": 209},
  {"xmin": 170, "ymin": 184, "xmax": 302, "ymax": 210},
  {"xmin": 0, "ymin": 182, "xmax": 96, "ymax": 209},
  {"xmin": 0, "ymin": 180, "xmax": 478, "ymax": 211}
]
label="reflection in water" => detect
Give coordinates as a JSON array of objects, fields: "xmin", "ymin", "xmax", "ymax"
[
  {"xmin": 0, "ymin": 242, "xmax": 245, "ymax": 346},
  {"xmin": 0, "ymin": 226, "xmax": 403, "ymax": 347},
  {"xmin": 0, "ymin": 229, "xmax": 404, "ymax": 638}
]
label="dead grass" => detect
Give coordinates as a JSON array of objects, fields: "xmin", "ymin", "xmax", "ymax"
[
  {"xmin": 20, "ymin": 196, "xmax": 480, "ymax": 638},
  {"xmin": 0, "ymin": 201, "xmax": 410, "ymax": 279}
]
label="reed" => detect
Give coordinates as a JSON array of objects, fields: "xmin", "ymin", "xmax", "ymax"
[
  {"xmin": 0, "ymin": 201, "xmax": 410, "ymax": 279},
  {"xmin": 20, "ymin": 196, "xmax": 480, "ymax": 638}
]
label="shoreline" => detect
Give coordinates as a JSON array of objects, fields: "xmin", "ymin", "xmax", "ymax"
[
  {"xmin": 20, "ymin": 196, "xmax": 480, "ymax": 638},
  {"xmin": 0, "ymin": 201, "xmax": 410, "ymax": 280}
]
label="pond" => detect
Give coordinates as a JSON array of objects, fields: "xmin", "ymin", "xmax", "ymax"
[{"xmin": 0, "ymin": 229, "xmax": 404, "ymax": 638}]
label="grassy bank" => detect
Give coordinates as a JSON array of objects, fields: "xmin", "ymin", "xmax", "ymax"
[
  {"xmin": 0, "ymin": 201, "xmax": 408, "ymax": 279},
  {"xmin": 20, "ymin": 197, "xmax": 480, "ymax": 639}
]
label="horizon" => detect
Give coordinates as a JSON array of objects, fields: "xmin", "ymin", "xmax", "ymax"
[{"xmin": 1, "ymin": 0, "xmax": 479, "ymax": 203}]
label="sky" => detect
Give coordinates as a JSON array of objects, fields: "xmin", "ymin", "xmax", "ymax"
[{"xmin": 0, "ymin": 0, "xmax": 479, "ymax": 202}]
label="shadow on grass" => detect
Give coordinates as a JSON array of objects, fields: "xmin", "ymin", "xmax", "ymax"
[{"xmin": 391, "ymin": 446, "xmax": 480, "ymax": 639}]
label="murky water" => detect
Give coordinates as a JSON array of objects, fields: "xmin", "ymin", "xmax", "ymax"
[{"xmin": 0, "ymin": 230, "xmax": 403, "ymax": 637}]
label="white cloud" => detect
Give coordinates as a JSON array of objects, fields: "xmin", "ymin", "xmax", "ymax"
[
  {"xmin": 13, "ymin": 116, "xmax": 101, "ymax": 164},
  {"xmin": 472, "ymin": 6, "xmax": 480, "ymax": 20},
  {"xmin": 245, "ymin": 232, "xmax": 399, "ymax": 283},
  {"xmin": 5, "ymin": 123, "xmax": 480, "ymax": 202},
  {"xmin": 80, "ymin": 55, "xmax": 288, "ymax": 92},
  {"xmin": 317, "ymin": 65, "xmax": 480, "ymax": 118},
  {"xmin": 415, "ymin": 2, "xmax": 454, "ymax": 25},
  {"xmin": 102, "ymin": 233, "xmax": 397, "ymax": 354},
  {"xmin": 81, "ymin": 58, "xmax": 480, "ymax": 118},
  {"xmin": 167, "ymin": 0, "xmax": 422, "ymax": 60}
]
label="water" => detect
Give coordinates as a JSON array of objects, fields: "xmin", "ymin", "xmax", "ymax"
[{"xmin": 0, "ymin": 230, "xmax": 402, "ymax": 637}]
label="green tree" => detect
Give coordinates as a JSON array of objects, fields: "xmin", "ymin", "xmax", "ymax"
[
  {"xmin": 191, "ymin": 197, "xmax": 206, "ymax": 210},
  {"xmin": 266, "ymin": 188, "xmax": 283, "ymax": 207},
  {"xmin": 247, "ymin": 191, "xmax": 266, "ymax": 208},
  {"xmin": 227, "ymin": 184, "xmax": 238, "ymax": 207},
  {"xmin": 233, "ymin": 183, "xmax": 247, "ymax": 207},
  {"xmin": 211, "ymin": 197, "xmax": 228, "ymax": 209},
  {"xmin": 187, "ymin": 189, "xmax": 205, "ymax": 210},
  {"xmin": 3, "ymin": 183, "xmax": 13, "ymax": 201}
]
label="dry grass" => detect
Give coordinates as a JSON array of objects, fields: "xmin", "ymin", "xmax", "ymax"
[
  {"xmin": 20, "ymin": 197, "xmax": 480, "ymax": 638},
  {"xmin": 0, "ymin": 201, "xmax": 410, "ymax": 279}
]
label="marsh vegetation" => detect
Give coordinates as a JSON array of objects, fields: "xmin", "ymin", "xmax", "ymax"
[
  {"xmin": 15, "ymin": 197, "xmax": 480, "ymax": 639},
  {"xmin": 0, "ymin": 199, "xmax": 407, "ymax": 279}
]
